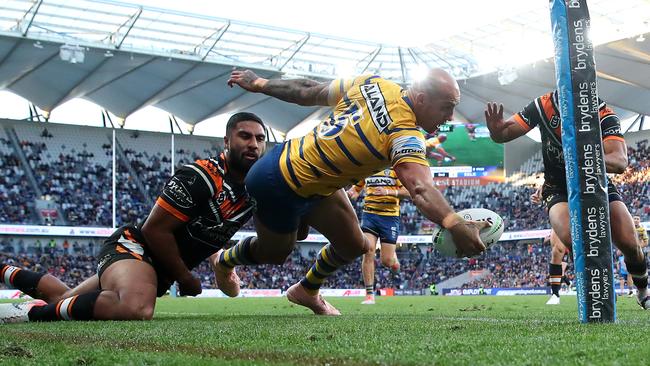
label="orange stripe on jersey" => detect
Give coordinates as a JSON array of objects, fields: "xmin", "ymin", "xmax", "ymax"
[
  {"xmin": 603, "ymin": 136, "xmax": 625, "ymax": 143},
  {"xmin": 513, "ymin": 114, "xmax": 532, "ymax": 131},
  {"xmin": 540, "ymin": 97, "xmax": 561, "ymax": 137},
  {"xmin": 55, "ymin": 300, "xmax": 63, "ymax": 319},
  {"xmin": 67, "ymin": 295, "xmax": 78, "ymax": 318},
  {"xmin": 9, "ymin": 268, "xmax": 20, "ymax": 283},
  {"xmin": 123, "ymin": 229, "xmax": 139, "ymax": 244},
  {"xmin": 195, "ymin": 160, "xmax": 223, "ymax": 191},
  {"xmin": 156, "ymin": 197, "xmax": 190, "ymax": 222}
]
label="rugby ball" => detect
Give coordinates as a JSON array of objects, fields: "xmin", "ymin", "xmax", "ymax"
[{"xmin": 432, "ymin": 208, "xmax": 504, "ymax": 258}]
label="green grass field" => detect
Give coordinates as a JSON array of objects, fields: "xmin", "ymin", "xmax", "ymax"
[
  {"xmin": 2, "ymin": 295, "xmax": 650, "ymax": 365},
  {"xmin": 430, "ymin": 125, "xmax": 503, "ymax": 168}
]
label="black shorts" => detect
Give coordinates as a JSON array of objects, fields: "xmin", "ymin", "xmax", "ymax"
[
  {"xmin": 97, "ymin": 226, "xmax": 171, "ymax": 297},
  {"xmin": 542, "ymin": 180, "xmax": 623, "ymax": 211}
]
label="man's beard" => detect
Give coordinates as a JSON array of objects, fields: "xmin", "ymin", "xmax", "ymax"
[{"xmin": 228, "ymin": 151, "xmax": 257, "ymax": 175}]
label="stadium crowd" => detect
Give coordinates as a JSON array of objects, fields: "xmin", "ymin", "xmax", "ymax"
[{"xmin": 0, "ymin": 124, "xmax": 648, "ymax": 233}]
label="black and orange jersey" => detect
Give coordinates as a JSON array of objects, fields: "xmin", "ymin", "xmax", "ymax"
[
  {"xmin": 352, "ymin": 168, "xmax": 402, "ymax": 216},
  {"xmin": 132, "ymin": 152, "xmax": 254, "ymax": 273},
  {"xmin": 279, "ymin": 75, "xmax": 428, "ymax": 198},
  {"xmin": 514, "ymin": 90, "xmax": 623, "ymax": 185}
]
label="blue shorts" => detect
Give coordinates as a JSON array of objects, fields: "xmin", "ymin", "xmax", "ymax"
[
  {"xmin": 245, "ymin": 143, "xmax": 321, "ymax": 234},
  {"xmin": 361, "ymin": 212, "xmax": 400, "ymax": 244}
]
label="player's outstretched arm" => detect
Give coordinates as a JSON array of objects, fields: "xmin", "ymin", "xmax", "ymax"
[
  {"xmin": 141, "ymin": 205, "xmax": 202, "ymax": 296},
  {"xmin": 227, "ymin": 69, "xmax": 330, "ymax": 106},
  {"xmin": 485, "ymin": 102, "xmax": 528, "ymax": 143},
  {"xmin": 394, "ymin": 162, "xmax": 487, "ymax": 257},
  {"xmin": 603, "ymin": 139, "xmax": 628, "ymax": 174}
]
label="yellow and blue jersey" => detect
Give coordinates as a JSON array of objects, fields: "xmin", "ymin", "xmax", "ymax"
[
  {"xmin": 279, "ymin": 75, "xmax": 428, "ymax": 198},
  {"xmin": 353, "ymin": 169, "xmax": 402, "ymax": 217},
  {"xmin": 637, "ymin": 225, "xmax": 649, "ymax": 246}
]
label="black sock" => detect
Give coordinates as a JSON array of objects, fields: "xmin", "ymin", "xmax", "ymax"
[
  {"xmin": 28, "ymin": 291, "xmax": 102, "ymax": 322},
  {"xmin": 549, "ymin": 263, "xmax": 562, "ymax": 297},
  {"xmin": 625, "ymin": 255, "xmax": 648, "ymax": 291},
  {"xmin": 1, "ymin": 264, "xmax": 45, "ymax": 298}
]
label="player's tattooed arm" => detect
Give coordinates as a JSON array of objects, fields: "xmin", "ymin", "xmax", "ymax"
[{"xmin": 228, "ymin": 69, "xmax": 330, "ymax": 106}]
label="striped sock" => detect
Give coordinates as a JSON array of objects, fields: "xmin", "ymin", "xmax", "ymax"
[
  {"xmin": 549, "ymin": 263, "xmax": 563, "ymax": 297},
  {"xmin": 28, "ymin": 291, "xmax": 102, "ymax": 322},
  {"xmin": 300, "ymin": 244, "xmax": 350, "ymax": 295},
  {"xmin": 218, "ymin": 236, "xmax": 259, "ymax": 269},
  {"xmin": 365, "ymin": 284, "xmax": 374, "ymax": 296},
  {"xmin": 1, "ymin": 264, "xmax": 44, "ymax": 298}
]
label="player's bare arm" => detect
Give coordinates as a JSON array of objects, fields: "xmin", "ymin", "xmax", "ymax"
[
  {"xmin": 394, "ymin": 161, "xmax": 487, "ymax": 256},
  {"xmin": 227, "ymin": 69, "xmax": 330, "ymax": 106},
  {"xmin": 140, "ymin": 205, "xmax": 202, "ymax": 296},
  {"xmin": 485, "ymin": 102, "xmax": 528, "ymax": 143},
  {"xmin": 371, "ymin": 186, "xmax": 410, "ymax": 199},
  {"xmin": 603, "ymin": 138, "xmax": 628, "ymax": 174}
]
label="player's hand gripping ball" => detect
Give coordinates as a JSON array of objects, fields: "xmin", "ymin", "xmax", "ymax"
[{"xmin": 432, "ymin": 208, "xmax": 504, "ymax": 258}]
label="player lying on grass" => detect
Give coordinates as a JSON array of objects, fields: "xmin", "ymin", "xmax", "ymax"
[
  {"xmin": 215, "ymin": 68, "xmax": 489, "ymax": 315},
  {"xmin": 0, "ymin": 112, "xmax": 266, "ymax": 323},
  {"xmin": 486, "ymin": 92, "xmax": 650, "ymax": 309}
]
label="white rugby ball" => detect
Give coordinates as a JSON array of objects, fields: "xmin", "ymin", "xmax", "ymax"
[{"xmin": 432, "ymin": 208, "xmax": 504, "ymax": 258}]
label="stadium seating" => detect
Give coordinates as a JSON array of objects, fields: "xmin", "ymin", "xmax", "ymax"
[{"xmin": 0, "ymin": 120, "xmax": 647, "ymax": 231}]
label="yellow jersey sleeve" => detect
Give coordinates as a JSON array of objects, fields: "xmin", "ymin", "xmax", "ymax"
[
  {"xmin": 388, "ymin": 129, "xmax": 429, "ymax": 167},
  {"xmin": 327, "ymin": 75, "xmax": 375, "ymax": 106}
]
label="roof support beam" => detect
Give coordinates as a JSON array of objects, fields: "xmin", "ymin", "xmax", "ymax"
[
  {"xmin": 397, "ymin": 47, "xmax": 406, "ymax": 84},
  {"xmin": 279, "ymin": 33, "xmax": 310, "ymax": 71},
  {"xmin": 20, "ymin": 0, "xmax": 43, "ymax": 36},
  {"xmin": 196, "ymin": 21, "xmax": 230, "ymax": 61},
  {"xmin": 360, "ymin": 47, "xmax": 382, "ymax": 74},
  {"xmin": 111, "ymin": 7, "xmax": 143, "ymax": 49}
]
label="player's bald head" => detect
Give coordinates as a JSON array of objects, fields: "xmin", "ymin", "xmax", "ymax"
[
  {"xmin": 411, "ymin": 68, "xmax": 459, "ymax": 100},
  {"xmin": 408, "ymin": 68, "xmax": 460, "ymax": 132}
]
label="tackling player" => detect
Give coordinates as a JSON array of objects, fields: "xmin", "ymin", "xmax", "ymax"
[
  {"xmin": 485, "ymin": 91, "xmax": 650, "ymax": 309},
  {"xmin": 0, "ymin": 113, "xmax": 266, "ymax": 323},
  {"xmin": 347, "ymin": 168, "xmax": 409, "ymax": 305},
  {"xmin": 217, "ymin": 68, "xmax": 489, "ymax": 315}
]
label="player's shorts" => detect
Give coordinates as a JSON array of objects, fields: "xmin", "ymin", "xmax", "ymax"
[
  {"xmin": 361, "ymin": 212, "xmax": 400, "ymax": 244},
  {"xmin": 245, "ymin": 143, "xmax": 322, "ymax": 234},
  {"xmin": 542, "ymin": 180, "xmax": 622, "ymax": 211},
  {"xmin": 96, "ymin": 225, "xmax": 171, "ymax": 297}
]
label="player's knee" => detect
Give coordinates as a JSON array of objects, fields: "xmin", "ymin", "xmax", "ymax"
[
  {"xmin": 380, "ymin": 256, "xmax": 393, "ymax": 267},
  {"xmin": 124, "ymin": 302, "xmax": 154, "ymax": 320}
]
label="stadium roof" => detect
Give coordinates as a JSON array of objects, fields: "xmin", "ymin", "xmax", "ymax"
[
  {"xmin": 0, "ymin": 0, "xmax": 649, "ymax": 134},
  {"xmin": 455, "ymin": 34, "xmax": 650, "ymax": 133}
]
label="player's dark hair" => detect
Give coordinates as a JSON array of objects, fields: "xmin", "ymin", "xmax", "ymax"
[{"xmin": 225, "ymin": 112, "xmax": 266, "ymax": 137}]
